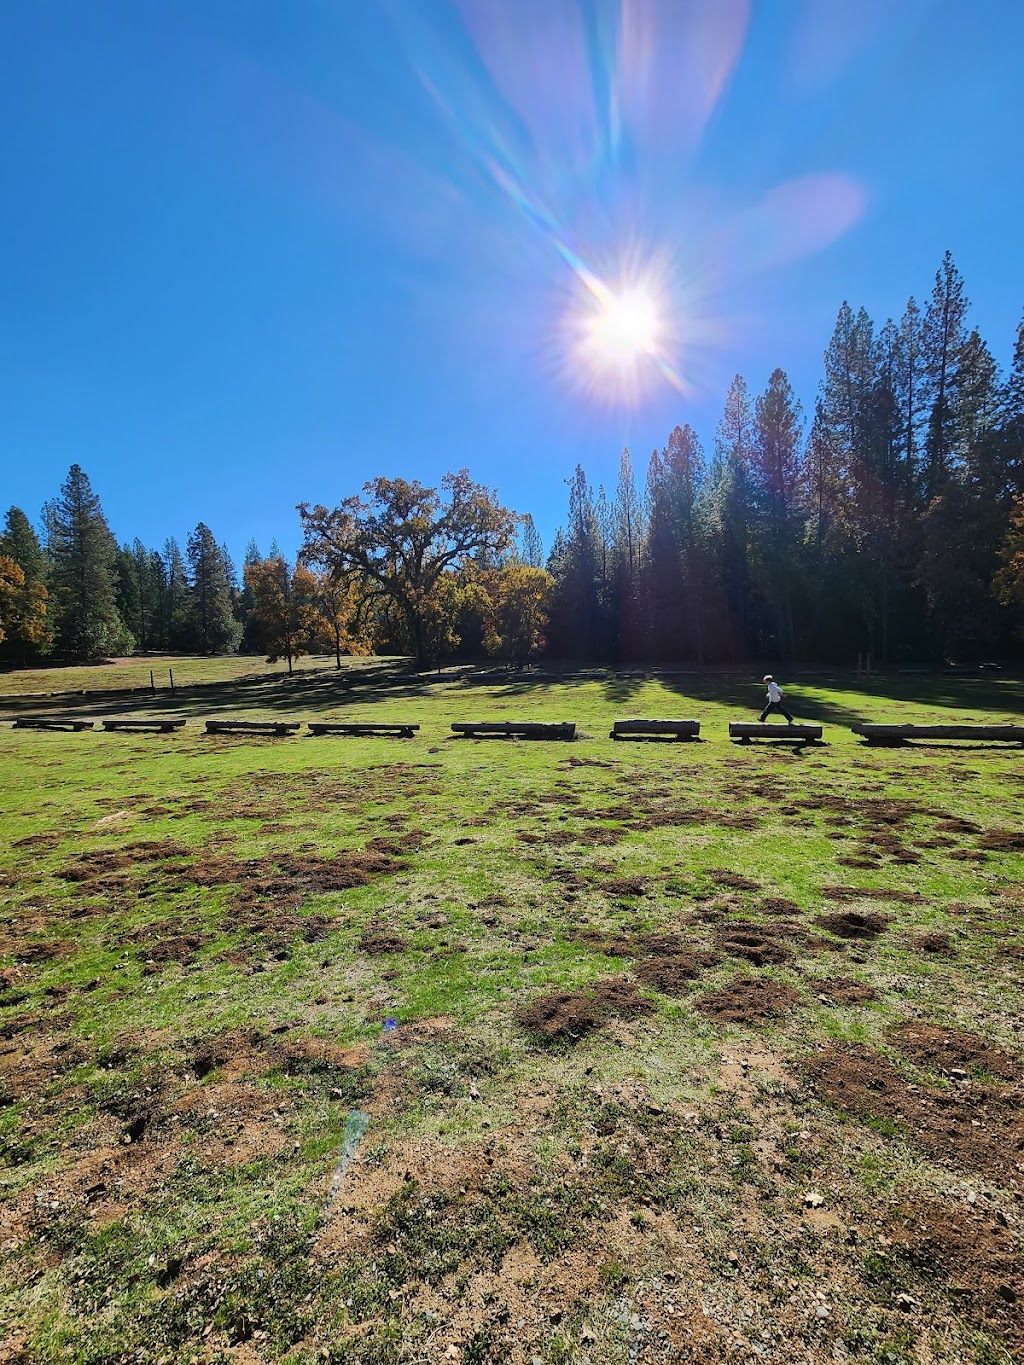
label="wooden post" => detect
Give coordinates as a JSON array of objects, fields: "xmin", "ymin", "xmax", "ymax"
[
  {"xmin": 169, "ymin": 668, "xmax": 175, "ymax": 695},
  {"xmin": 150, "ymin": 669, "xmax": 155, "ymax": 694}
]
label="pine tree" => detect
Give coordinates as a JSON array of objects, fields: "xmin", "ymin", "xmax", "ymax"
[
  {"xmin": 186, "ymin": 523, "xmax": 240, "ymax": 654},
  {"xmin": 1, "ymin": 508, "xmax": 46, "ymax": 587},
  {"xmin": 922, "ymin": 250, "xmax": 970, "ymax": 498},
  {"xmin": 518, "ymin": 515, "xmax": 544, "ymax": 569},
  {"xmin": 706, "ymin": 375, "xmax": 755, "ymax": 654},
  {"xmin": 896, "ymin": 298, "xmax": 925, "ymax": 498},
  {"xmin": 751, "ymin": 369, "xmax": 803, "ymax": 658},
  {"xmin": 46, "ymin": 465, "xmax": 132, "ymax": 660},
  {"xmin": 610, "ymin": 448, "xmax": 645, "ymax": 657}
]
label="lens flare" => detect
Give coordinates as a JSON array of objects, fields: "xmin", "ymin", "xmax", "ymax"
[
  {"xmin": 562, "ymin": 257, "xmax": 688, "ymax": 406},
  {"xmin": 587, "ymin": 284, "xmax": 661, "ymax": 362}
]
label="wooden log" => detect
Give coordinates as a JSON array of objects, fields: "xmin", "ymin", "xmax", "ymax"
[
  {"xmin": 852, "ymin": 723, "xmax": 1024, "ymax": 744},
  {"xmin": 204, "ymin": 720, "xmax": 301, "ymax": 736},
  {"xmin": 101, "ymin": 718, "xmax": 187, "ymax": 732},
  {"xmin": 451, "ymin": 721, "xmax": 575, "ymax": 740},
  {"xmin": 11, "ymin": 717, "xmax": 94, "ymax": 732},
  {"xmin": 307, "ymin": 722, "xmax": 419, "ymax": 737},
  {"xmin": 729, "ymin": 722, "xmax": 823, "ymax": 742},
  {"xmin": 611, "ymin": 719, "xmax": 700, "ymax": 739}
]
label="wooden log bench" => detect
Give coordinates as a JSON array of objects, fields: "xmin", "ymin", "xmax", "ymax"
[
  {"xmin": 11, "ymin": 717, "xmax": 94, "ymax": 732},
  {"xmin": 307, "ymin": 722, "xmax": 420, "ymax": 738},
  {"xmin": 852, "ymin": 723, "xmax": 1024, "ymax": 746},
  {"xmin": 611, "ymin": 718, "xmax": 700, "ymax": 741},
  {"xmin": 102, "ymin": 718, "xmax": 187, "ymax": 733},
  {"xmin": 729, "ymin": 722, "xmax": 823, "ymax": 744},
  {"xmin": 204, "ymin": 719, "xmax": 302, "ymax": 737},
  {"xmin": 451, "ymin": 721, "xmax": 576, "ymax": 741}
]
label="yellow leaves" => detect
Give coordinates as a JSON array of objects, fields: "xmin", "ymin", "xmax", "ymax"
[
  {"xmin": 477, "ymin": 561, "xmax": 554, "ymax": 665},
  {"xmin": 0, "ymin": 555, "xmax": 51, "ymax": 648}
]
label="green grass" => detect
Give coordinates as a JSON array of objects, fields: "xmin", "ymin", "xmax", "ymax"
[{"xmin": 1, "ymin": 666, "xmax": 1023, "ymax": 1362}]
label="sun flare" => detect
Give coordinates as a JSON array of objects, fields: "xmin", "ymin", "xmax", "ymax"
[
  {"xmin": 587, "ymin": 284, "xmax": 662, "ymax": 362},
  {"xmin": 562, "ymin": 259, "xmax": 687, "ymax": 405}
]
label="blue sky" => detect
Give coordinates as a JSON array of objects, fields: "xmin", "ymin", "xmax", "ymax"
[{"xmin": 3, "ymin": 0, "xmax": 1023, "ymax": 565}]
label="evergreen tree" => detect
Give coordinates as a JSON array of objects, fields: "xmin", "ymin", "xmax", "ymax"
[
  {"xmin": 158, "ymin": 538, "xmax": 190, "ymax": 649},
  {"xmin": 518, "ymin": 514, "xmax": 544, "ymax": 569},
  {"xmin": 922, "ymin": 250, "xmax": 970, "ymax": 498},
  {"xmin": 1, "ymin": 508, "xmax": 46, "ymax": 587},
  {"xmin": 186, "ymin": 523, "xmax": 240, "ymax": 654},
  {"xmin": 750, "ymin": 369, "xmax": 803, "ymax": 658},
  {"xmin": 706, "ymin": 375, "xmax": 755, "ymax": 655},
  {"xmin": 46, "ymin": 465, "xmax": 132, "ymax": 660},
  {"xmin": 610, "ymin": 448, "xmax": 645, "ymax": 657},
  {"xmin": 896, "ymin": 297, "xmax": 925, "ymax": 498}
]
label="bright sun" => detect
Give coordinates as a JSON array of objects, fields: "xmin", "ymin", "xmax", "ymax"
[{"xmin": 587, "ymin": 284, "xmax": 662, "ymax": 362}]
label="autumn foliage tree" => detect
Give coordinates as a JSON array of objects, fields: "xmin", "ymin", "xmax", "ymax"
[
  {"xmin": 0, "ymin": 556, "xmax": 51, "ymax": 656},
  {"xmin": 477, "ymin": 562, "xmax": 554, "ymax": 666},
  {"xmin": 243, "ymin": 556, "xmax": 319, "ymax": 673},
  {"xmin": 309, "ymin": 568, "xmax": 369, "ymax": 667},
  {"xmin": 298, "ymin": 471, "xmax": 517, "ymax": 666}
]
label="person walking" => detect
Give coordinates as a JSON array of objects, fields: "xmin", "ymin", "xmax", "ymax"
[{"xmin": 759, "ymin": 674, "xmax": 794, "ymax": 724}]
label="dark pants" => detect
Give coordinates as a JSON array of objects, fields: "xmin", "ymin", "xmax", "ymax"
[{"xmin": 759, "ymin": 700, "xmax": 794, "ymax": 723}]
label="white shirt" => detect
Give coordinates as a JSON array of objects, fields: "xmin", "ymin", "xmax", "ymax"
[{"xmin": 766, "ymin": 681, "xmax": 782, "ymax": 703}]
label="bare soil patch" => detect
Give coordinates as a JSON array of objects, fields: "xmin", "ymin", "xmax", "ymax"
[
  {"xmin": 892, "ymin": 1021, "xmax": 1020, "ymax": 1082},
  {"xmin": 978, "ymin": 829, "xmax": 1024, "ymax": 852},
  {"xmin": 358, "ymin": 931, "xmax": 409, "ymax": 956},
  {"xmin": 516, "ymin": 976, "xmax": 653, "ymax": 1043},
  {"xmin": 758, "ymin": 896, "xmax": 801, "ymax": 916},
  {"xmin": 812, "ymin": 976, "xmax": 878, "ymax": 1004},
  {"xmin": 814, "ymin": 909, "xmax": 890, "ymax": 940},
  {"xmin": 804, "ymin": 1044, "xmax": 1024, "ymax": 1185},
  {"xmin": 601, "ymin": 876, "xmax": 649, "ymax": 897},
  {"xmin": 712, "ymin": 921, "xmax": 794, "ymax": 966},
  {"xmin": 881, "ymin": 1201, "xmax": 1023, "ymax": 1350},
  {"xmin": 708, "ymin": 869, "xmax": 760, "ymax": 891},
  {"xmin": 910, "ymin": 930, "xmax": 956, "ymax": 955},
  {"xmin": 694, "ymin": 976, "xmax": 802, "ymax": 1024},
  {"xmin": 634, "ymin": 952, "xmax": 718, "ymax": 996}
]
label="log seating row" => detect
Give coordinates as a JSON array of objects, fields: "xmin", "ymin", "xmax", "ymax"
[{"xmin": 7, "ymin": 717, "xmax": 1024, "ymax": 745}]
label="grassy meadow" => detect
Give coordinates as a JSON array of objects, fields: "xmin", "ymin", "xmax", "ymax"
[{"xmin": 1, "ymin": 662, "xmax": 1023, "ymax": 1363}]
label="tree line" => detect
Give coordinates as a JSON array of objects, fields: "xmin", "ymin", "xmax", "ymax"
[{"xmin": 2, "ymin": 252, "xmax": 1023, "ymax": 669}]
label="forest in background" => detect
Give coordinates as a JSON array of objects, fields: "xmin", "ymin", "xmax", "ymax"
[{"xmin": 3, "ymin": 252, "xmax": 1024, "ymax": 670}]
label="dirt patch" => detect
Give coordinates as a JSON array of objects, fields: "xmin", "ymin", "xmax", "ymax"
[
  {"xmin": 811, "ymin": 976, "xmax": 878, "ymax": 1004},
  {"xmin": 713, "ymin": 922, "xmax": 794, "ymax": 966},
  {"xmin": 977, "ymin": 829, "xmax": 1024, "ymax": 852},
  {"xmin": 935, "ymin": 818, "xmax": 981, "ymax": 835},
  {"xmin": 11, "ymin": 832, "xmax": 63, "ymax": 851},
  {"xmin": 137, "ymin": 930, "xmax": 212, "ymax": 971},
  {"xmin": 892, "ymin": 1021, "xmax": 1021, "ymax": 1082},
  {"xmin": 58, "ymin": 840, "xmax": 191, "ymax": 883},
  {"xmin": 632, "ymin": 807, "xmax": 759, "ymax": 832},
  {"xmin": 634, "ymin": 953, "xmax": 718, "ymax": 996},
  {"xmin": 189, "ymin": 848, "xmax": 407, "ymax": 912},
  {"xmin": 910, "ymin": 930, "xmax": 956, "ymax": 955},
  {"xmin": 815, "ymin": 910, "xmax": 890, "ymax": 940},
  {"xmin": 881, "ymin": 1201, "xmax": 1023, "ymax": 1350},
  {"xmin": 708, "ymin": 869, "xmax": 760, "ymax": 892},
  {"xmin": 694, "ymin": 976, "xmax": 802, "ymax": 1024},
  {"xmin": 601, "ymin": 876, "xmax": 648, "ymax": 898},
  {"xmin": 358, "ymin": 932, "xmax": 409, "ymax": 956},
  {"xmin": 516, "ymin": 976, "xmax": 653, "ymax": 1043},
  {"xmin": 758, "ymin": 897, "xmax": 801, "ymax": 916},
  {"xmin": 804, "ymin": 1044, "xmax": 1024, "ymax": 1185}
]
